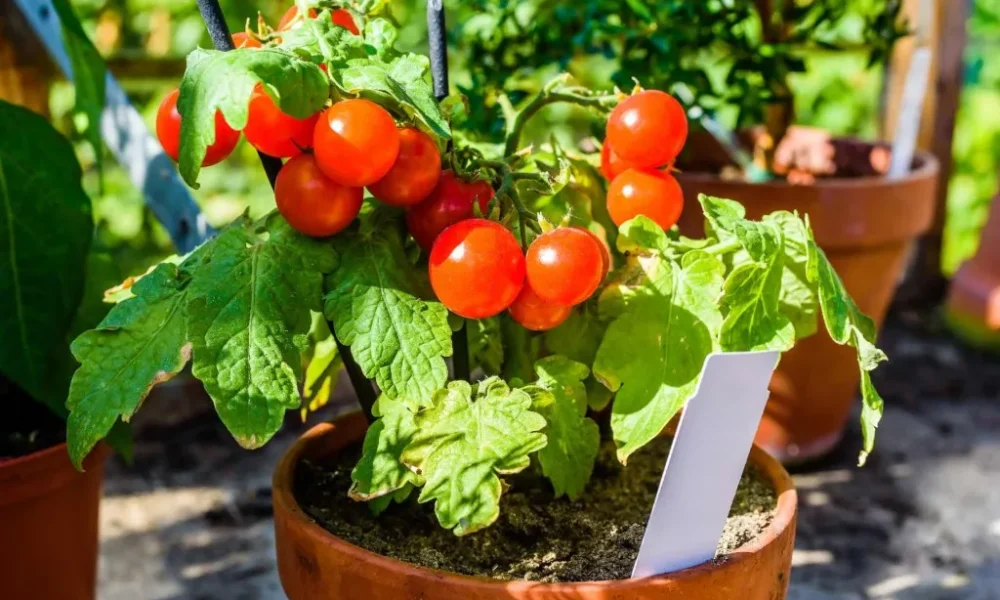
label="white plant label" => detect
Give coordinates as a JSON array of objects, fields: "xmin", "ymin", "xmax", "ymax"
[
  {"xmin": 888, "ymin": 46, "xmax": 932, "ymax": 179},
  {"xmin": 631, "ymin": 350, "xmax": 780, "ymax": 579}
]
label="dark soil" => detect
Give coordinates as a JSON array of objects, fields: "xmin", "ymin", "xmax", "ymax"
[
  {"xmin": 295, "ymin": 435, "xmax": 777, "ymax": 582},
  {"xmin": 0, "ymin": 375, "xmax": 65, "ymax": 461}
]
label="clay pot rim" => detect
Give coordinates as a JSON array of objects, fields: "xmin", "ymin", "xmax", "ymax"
[
  {"xmin": 677, "ymin": 148, "xmax": 938, "ymax": 190},
  {"xmin": 272, "ymin": 411, "xmax": 798, "ymax": 592},
  {"xmin": 0, "ymin": 440, "xmax": 74, "ymax": 469}
]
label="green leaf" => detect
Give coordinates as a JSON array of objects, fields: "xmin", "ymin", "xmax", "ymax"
[
  {"xmin": 52, "ymin": 0, "xmax": 106, "ymax": 179},
  {"xmin": 278, "ymin": 14, "xmax": 366, "ymax": 63},
  {"xmin": 339, "ymin": 53, "xmax": 451, "ymax": 139},
  {"xmin": 324, "ymin": 225, "xmax": 451, "ymax": 410},
  {"xmin": 814, "ymin": 244, "xmax": 888, "ymax": 465},
  {"xmin": 468, "ymin": 317, "xmax": 504, "ymax": 376},
  {"xmin": 544, "ymin": 306, "xmax": 611, "ymax": 411},
  {"xmin": 401, "ymin": 378, "xmax": 547, "ymax": 535},
  {"xmin": 178, "ymin": 48, "xmax": 328, "ymax": 186},
  {"xmin": 533, "ymin": 356, "xmax": 600, "ymax": 499},
  {"xmin": 188, "ymin": 215, "xmax": 337, "ymax": 449},
  {"xmin": 67, "ymin": 263, "xmax": 190, "ymax": 469},
  {"xmin": 368, "ymin": 483, "xmax": 414, "ymax": 516},
  {"xmin": 300, "ymin": 315, "xmax": 342, "ymax": 418},
  {"xmin": 350, "ymin": 396, "xmax": 422, "ymax": 501},
  {"xmin": 595, "ymin": 219, "xmax": 725, "ymax": 462},
  {"xmin": 0, "ymin": 100, "xmax": 92, "ymax": 412},
  {"xmin": 767, "ymin": 212, "xmax": 818, "ymax": 339}
]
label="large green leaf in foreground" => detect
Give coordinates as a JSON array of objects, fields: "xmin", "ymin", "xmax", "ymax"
[{"xmin": 0, "ymin": 100, "xmax": 92, "ymax": 413}]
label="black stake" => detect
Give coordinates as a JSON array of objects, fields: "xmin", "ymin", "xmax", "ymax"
[{"xmin": 195, "ymin": 0, "xmax": 378, "ymax": 415}]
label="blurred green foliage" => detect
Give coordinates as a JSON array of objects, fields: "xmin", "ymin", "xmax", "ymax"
[{"xmin": 53, "ymin": 0, "xmax": 1000, "ymax": 278}]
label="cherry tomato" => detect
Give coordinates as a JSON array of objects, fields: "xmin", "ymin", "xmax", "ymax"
[
  {"xmin": 525, "ymin": 228, "xmax": 604, "ymax": 307},
  {"xmin": 606, "ymin": 90, "xmax": 688, "ymax": 169},
  {"xmin": 278, "ymin": 6, "xmax": 359, "ymax": 35},
  {"xmin": 244, "ymin": 85, "xmax": 319, "ymax": 158},
  {"xmin": 368, "ymin": 128, "xmax": 442, "ymax": 207},
  {"xmin": 606, "ymin": 169, "xmax": 684, "ymax": 230},
  {"xmin": 429, "ymin": 219, "xmax": 525, "ymax": 319},
  {"xmin": 313, "ymin": 99, "xmax": 400, "ymax": 187},
  {"xmin": 155, "ymin": 89, "xmax": 240, "ymax": 166},
  {"xmin": 232, "ymin": 32, "xmax": 261, "ymax": 48},
  {"xmin": 275, "ymin": 153, "xmax": 363, "ymax": 237},
  {"xmin": 600, "ymin": 140, "xmax": 640, "ymax": 180},
  {"xmin": 577, "ymin": 227, "xmax": 611, "ymax": 279},
  {"xmin": 508, "ymin": 284, "xmax": 572, "ymax": 331},
  {"xmin": 406, "ymin": 171, "xmax": 495, "ymax": 250}
]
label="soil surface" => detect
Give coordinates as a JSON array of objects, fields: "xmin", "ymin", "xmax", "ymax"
[
  {"xmin": 0, "ymin": 376, "xmax": 65, "ymax": 461},
  {"xmin": 295, "ymin": 435, "xmax": 776, "ymax": 582}
]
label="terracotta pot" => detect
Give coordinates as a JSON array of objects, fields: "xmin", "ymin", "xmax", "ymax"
[
  {"xmin": 273, "ymin": 412, "xmax": 798, "ymax": 599},
  {"xmin": 676, "ymin": 142, "xmax": 939, "ymax": 461},
  {"xmin": 946, "ymin": 192, "xmax": 1000, "ymax": 346},
  {"xmin": 0, "ymin": 443, "xmax": 108, "ymax": 600}
]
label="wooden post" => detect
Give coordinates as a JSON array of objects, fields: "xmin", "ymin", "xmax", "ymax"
[
  {"xmin": 0, "ymin": 0, "xmax": 54, "ymax": 115},
  {"xmin": 884, "ymin": 0, "xmax": 969, "ymax": 306}
]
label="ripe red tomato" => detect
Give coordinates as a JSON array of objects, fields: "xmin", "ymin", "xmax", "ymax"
[
  {"xmin": 606, "ymin": 90, "xmax": 688, "ymax": 169},
  {"xmin": 525, "ymin": 228, "xmax": 604, "ymax": 307},
  {"xmin": 244, "ymin": 85, "xmax": 319, "ymax": 158},
  {"xmin": 600, "ymin": 140, "xmax": 639, "ymax": 180},
  {"xmin": 508, "ymin": 284, "xmax": 572, "ymax": 331},
  {"xmin": 313, "ymin": 99, "xmax": 400, "ymax": 187},
  {"xmin": 406, "ymin": 171, "xmax": 495, "ymax": 250},
  {"xmin": 275, "ymin": 153, "xmax": 363, "ymax": 237},
  {"xmin": 155, "ymin": 89, "xmax": 240, "ymax": 166},
  {"xmin": 368, "ymin": 128, "xmax": 442, "ymax": 207},
  {"xmin": 429, "ymin": 219, "xmax": 525, "ymax": 319},
  {"xmin": 606, "ymin": 169, "xmax": 684, "ymax": 230},
  {"xmin": 278, "ymin": 6, "xmax": 359, "ymax": 35},
  {"xmin": 232, "ymin": 32, "xmax": 261, "ymax": 48}
]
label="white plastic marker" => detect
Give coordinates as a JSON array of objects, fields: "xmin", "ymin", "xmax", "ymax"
[
  {"xmin": 632, "ymin": 350, "xmax": 780, "ymax": 579},
  {"xmin": 12, "ymin": 0, "xmax": 212, "ymax": 253},
  {"xmin": 887, "ymin": 46, "xmax": 932, "ymax": 179}
]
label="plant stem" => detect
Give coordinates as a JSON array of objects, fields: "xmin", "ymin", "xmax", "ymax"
[
  {"xmin": 328, "ymin": 319, "xmax": 378, "ymax": 418},
  {"xmin": 452, "ymin": 324, "xmax": 470, "ymax": 382},
  {"xmin": 503, "ymin": 82, "xmax": 618, "ymax": 156},
  {"xmin": 702, "ymin": 238, "xmax": 742, "ymax": 256}
]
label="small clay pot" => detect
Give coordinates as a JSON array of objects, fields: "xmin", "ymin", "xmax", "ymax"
[
  {"xmin": 676, "ymin": 139, "xmax": 938, "ymax": 462},
  {"xmin": 0, "ymin": 442, "xmax": 108, "ymax": 600},
  {"xmin": 273, "ymin": 412, "xmax": 798, "ymax": 600}
]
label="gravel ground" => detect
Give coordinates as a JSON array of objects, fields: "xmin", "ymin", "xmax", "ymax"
[{"xmin": 97, "ymin": 309, "xmax": 1000, "ymax": 599}]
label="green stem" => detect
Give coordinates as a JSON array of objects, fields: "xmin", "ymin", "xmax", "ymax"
[
  {"xmin": 503, "ymin": 80, "xmax": 618, "ymax": 156},
  {"xmin": 702, "ymin": 238, "xmax": 742, "ymax": 256}
]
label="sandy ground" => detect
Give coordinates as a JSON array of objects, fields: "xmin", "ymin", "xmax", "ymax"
[{"xmin": 97, "ymin": 311, "xmax": 1000, "ymax": 600}]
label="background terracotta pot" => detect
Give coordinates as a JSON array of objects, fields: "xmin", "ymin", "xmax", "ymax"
[
  {"xmin": 676, "ymin": 143, "xmax": 939, "ymax": 461},
  {"xmin": 273, "ymin": 412, "xmax": 798, "ymax": 600},
  {"xmin": 0, "ymin": 443, "xmax": 108, "ymax": 600}
]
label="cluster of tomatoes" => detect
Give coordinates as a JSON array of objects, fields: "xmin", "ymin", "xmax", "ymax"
[{"xmin": 601, "ymin": 89, "xmax": 688, "ymax": 231}]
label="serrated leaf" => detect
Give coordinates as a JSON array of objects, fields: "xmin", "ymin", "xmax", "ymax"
[
  {"xmin": 278, "ymin": 14, "xmax": 366, "ymax": 63},
  {"xmin": 339, "ymin": 54, "xmax": 450, "ymax": 139},
  {"xmin": 814, "ymin": 243, "xmax": 888, "ymax": 465},
  {"xmin": 401, "ymin": 378, "xmax": 547, "ymax": 535},
  {"xmin": 52, "ymin": 0, "xmax": 106, "ymax": 180},
  {"xmin": 324, "ymin": 226, "xmax": 451, "ymax": 410},
  {"xmin": 364, "ymin": 17, "xmax": 399, "ymax": 57},
  {"xmin": 350, "ymin": 396, "xmax": 422, "ymax": 501},
  {"xmin": 0, "ymin": 100, "xmax": 92, "ymax": 413},
  {"xmin": 767, "ymin": 211, "xmax": 818, "ymax": 339},
  {"xmin": 595, "ymin": 219, "xmax": 724, "ymax": 462},
  {"xmin": 66, "ymin": 263, "xmax": 190, "ymax": 469},
  {"xmin": 533, "ymin": 356, "xmax": 600, "ymax": 499},
  {"xmin": 188, "ymin": 215, "xmax": 337, "ymax": 449},
  {"xmin": 368, "ymin": 483, "xmax": 414, "ymax": 516},
  {"xmin": 178, "ymin": 48, "xmax": 328, "ymax": 186}
]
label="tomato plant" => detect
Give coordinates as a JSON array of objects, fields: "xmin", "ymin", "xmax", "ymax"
[
  {"xmin": 278, "ymin": 5, "xmax": 359, "ymax": 35},
  {"xmin": 232, "ymin": 32, "xmax": 261, "ymax": 48},
  {"xmin": 368, "ymin": 128, "xmax": 442, "ymax": 207},
  {"xmin": 406, "ymin": 170, "xmax": 494, "ymax": 250},
  {"xmin": 313, "ymin": 99, "xmax": 401, "ymax": 187},
  {"xmin": 67, "ymin": 6, "xmax": 890, "ymax": 539},
  {"xmin": 275, "ymin": 153, "xmax": 362, "ymax": 237},
  {"xmin": 155, "ymin": 89, "xmax": 239, "ymax": 166},
  {"xmin": 244, "ymin": 85, "xmax": 319, "ymax": 158}
]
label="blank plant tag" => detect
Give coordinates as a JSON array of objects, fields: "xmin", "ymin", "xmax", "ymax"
[
  {"xmin": 887, "ymin": 46, "xmax": 932, "ymax": 179},
  {"xmin": 631, "ymin": 350, "xmax": 780, "ymax": 579}
]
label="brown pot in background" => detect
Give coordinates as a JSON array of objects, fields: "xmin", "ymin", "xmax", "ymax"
[
  {"xmin": 273, "ymin": 412, "xmax": 798, "ymax": 600},
  {"xmin": 946, "ymin": 192, "xmax": 1000, "ymax": 346},
  {"xmin": 676, "ymin": 138, "xmax": 939, "ymax": 462},
  {"xmin": 0, "ymin": 443, "xmax": 108, "ymax": 600}
]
